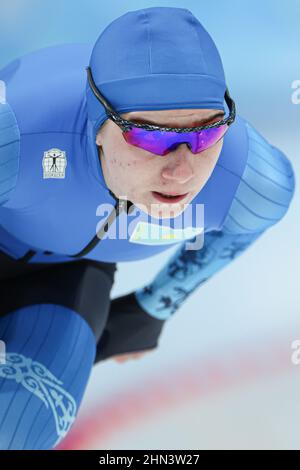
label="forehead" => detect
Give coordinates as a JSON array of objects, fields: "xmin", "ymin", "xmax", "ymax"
[{"xmin": 121, "ymin": 108, "xmax": 218, "ymax": 119}]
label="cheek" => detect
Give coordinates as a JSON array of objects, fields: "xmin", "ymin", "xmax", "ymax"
[
  {"xmin": 105, "ymin": 126, "xmax": 160, "ymax": 174},
  {"xmin": 106, "ymin": 143, "xmax": 151, "ymax": 187},
  {"xmin": 193, "ymin": 140, "xmax": 223, "ymax": 179},
  {"xmin": 201, "ymin": 139, "xmax": 223, "ymax": 165},
  {"xmin": 116, "ymin": 143, "xmax": 155, "ymax": 176}
]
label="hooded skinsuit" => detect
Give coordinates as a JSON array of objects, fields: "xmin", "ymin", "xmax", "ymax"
[{"xmin": 0, "ymin": 6, "xmax": 295, "ymax": 450}]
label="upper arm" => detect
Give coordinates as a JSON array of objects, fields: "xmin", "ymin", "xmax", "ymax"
[
  {"xmin": 222, "ymin": 121, "xmax": 296, "ymax": 235},
  {"xmin": 0, "ymin": 88, "xmax": 20, "ymax": 206}
]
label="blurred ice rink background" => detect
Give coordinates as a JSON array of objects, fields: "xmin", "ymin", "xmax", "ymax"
[{"xmin": 1, "ymin": 0, "xmax": 299, "ymax": 450}]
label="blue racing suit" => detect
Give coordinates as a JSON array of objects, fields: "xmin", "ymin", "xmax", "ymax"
[{"xmin": 0, "ymin": 44, "xmax": 295, "ymax": 449}]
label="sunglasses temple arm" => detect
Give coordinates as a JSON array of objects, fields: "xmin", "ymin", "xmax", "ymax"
[
  {"xmin": 225, "ymin": 88, "xmax": 236, "ymax": 125},
  {"xmin": 86, "ymin": 67, "xmax": 117, "ymax": 117}
]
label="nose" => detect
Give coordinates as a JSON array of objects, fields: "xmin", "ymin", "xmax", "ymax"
[{"xmin": 161, "ymin": 143, "xmax": 194, "ymax": 185}]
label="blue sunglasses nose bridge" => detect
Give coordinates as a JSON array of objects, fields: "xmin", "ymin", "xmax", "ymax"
[
  {"xmin": 170, "ymin": 142, "xmax": 192, "ymax": 152},
  {"xmin": 168, "ymin": 132, "xmax": 194, "ymax": 153}
]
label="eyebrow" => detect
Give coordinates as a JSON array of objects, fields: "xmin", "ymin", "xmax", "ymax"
[{"xmin": 129, "ymin": 111, "xmax": 225, "ymax": 127}]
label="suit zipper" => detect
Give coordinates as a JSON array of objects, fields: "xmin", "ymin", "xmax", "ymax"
[
  {"xmin": 69, "ymin": 196, "xmax": 130, "ymax": 258},
  {"xmin": 19, "ymin": 192, "xmax": 133, "ymax": 262}
]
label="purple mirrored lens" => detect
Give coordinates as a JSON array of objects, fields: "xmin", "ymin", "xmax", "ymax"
[{"xmin": 123, "ymin": 124, "xmax": 228, "ymax": 156}]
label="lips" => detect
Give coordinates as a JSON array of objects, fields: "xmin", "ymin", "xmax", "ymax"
[
  {"xmin": 152, "ymin": 191, "xmax": 189, "ymax": 203},
  {"xmin": 158, "ymin": 191, "xmax": 186, "ymax": 196}
]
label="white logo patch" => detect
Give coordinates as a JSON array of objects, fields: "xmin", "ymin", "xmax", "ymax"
[
  {"xmin": 129, "ymin": 221, "xmax": 203, "ymax": 245},
  {"xmin": 43, "ymin": 148, "xmax": 67, "ymax": 179}
]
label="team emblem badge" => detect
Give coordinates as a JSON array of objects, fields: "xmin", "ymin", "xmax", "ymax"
[{"xmin": 42, "ymin": 148, "xmax": 67, "ymax": 179}]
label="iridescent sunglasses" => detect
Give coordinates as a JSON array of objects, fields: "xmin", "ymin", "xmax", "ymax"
[{"xmin": 87, "ymin": 67, "xmax": 236, "ymax": 157}]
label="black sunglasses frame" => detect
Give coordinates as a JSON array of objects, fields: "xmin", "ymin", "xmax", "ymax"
[{"xmin": 86, "ymin": 66, "xmax": 236, "ymax": 134}]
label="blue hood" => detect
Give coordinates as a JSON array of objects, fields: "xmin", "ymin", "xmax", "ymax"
[{"xmin": 86, "ymin": 6, "xmax": 227, "ymax": 189}]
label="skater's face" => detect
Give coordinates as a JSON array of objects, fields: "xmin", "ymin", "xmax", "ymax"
[{"xmin": 96, "ymin": 108, "xmax": 225, "ymax": 219}]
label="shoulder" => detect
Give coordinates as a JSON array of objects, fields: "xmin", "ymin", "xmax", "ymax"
[
  {"xmin": 0, "ymin": 43, "xmax": 92, "ymax": 135},
  {"xmin": 221, "ymin": 119, "xmax": 296, "ymax": 234},
  {"xmin": 0, "ymin": 45, "xmax": 94, "ymax": 209}
]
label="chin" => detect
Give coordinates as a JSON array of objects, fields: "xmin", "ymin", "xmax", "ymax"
[
  {"xmin": 133, "ymin": 195, "xmax": 191, "ymax": 219},
  {"xmin": 148, "ymin": 203, "xmax": 186, "ymax": 220}
]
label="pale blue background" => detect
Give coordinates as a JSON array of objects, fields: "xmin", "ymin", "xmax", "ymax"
[{"xmin": 0, "ymin": 0, "xmax": 299, "ymax": 450}]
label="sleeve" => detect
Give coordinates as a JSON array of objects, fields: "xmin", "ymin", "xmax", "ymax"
[
  {"xmin": 134, "ymin": 121, "xmax": 296, "ymax": 320},
  {"xmin": 0, "ymin": 87, "xmax": 20, "ymax": 206}
]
